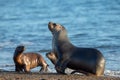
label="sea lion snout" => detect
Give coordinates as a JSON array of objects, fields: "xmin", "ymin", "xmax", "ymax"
[
  {"xmin": 48, "ymin": 22, "xmax": 54, "ymax": 31},
  {"xmin": 46, "ymin": 52, "xmax": 49, "ymax": 57},
  {"xmin": 46, "ymin": 52, "xmax": 54, "ymax": 58},
  {"xmin": 48, "ymin": 22, "xmax": 63, "ymax": 33}
]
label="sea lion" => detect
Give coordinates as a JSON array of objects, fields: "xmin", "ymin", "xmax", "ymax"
[
  {"xmin": 48, "ymin": 22, "xmax": 105, "ymax": 76},
  {"xmin": 13, "ymin": 45, "xmax": 48, "ymax": 73},
  {"xmin": 46, "ymin": 52, "xmax": 57, "ymax": 65}
]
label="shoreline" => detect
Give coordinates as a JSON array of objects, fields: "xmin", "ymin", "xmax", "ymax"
[{"xmin": 0, "ymin": 71, "xmax": 119, "ymax": 80}]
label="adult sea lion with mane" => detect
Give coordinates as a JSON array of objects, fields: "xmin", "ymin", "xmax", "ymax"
[
  {"xmin": 13, "ymin": 45, "xmax": 48, "ymax": 73},
  {"xmin": 48, "ymin": 22, "xmax": 105, "ymax": 76}
]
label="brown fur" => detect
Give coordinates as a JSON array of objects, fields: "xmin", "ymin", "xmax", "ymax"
[
  {"xmin": 13, "ymin": 45, "xmax": 48, "ymax": 73},
  {"xmin": 46, "ymin": 52, "xmax": 57, "ymax": 65}
]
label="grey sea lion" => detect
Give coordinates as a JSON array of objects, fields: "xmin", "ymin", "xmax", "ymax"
[
  {"xmin": 13, "ymin": 45, "xmax": 48, "ymax": 73},
  {"xmin": 48, "ymin": 22, "xmax": 105, "ymax": 76}
]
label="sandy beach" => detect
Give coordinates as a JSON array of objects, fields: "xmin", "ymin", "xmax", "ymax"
[{"xmin": 0, "ymin": 71, "xmax": 119, "ymax": 80}]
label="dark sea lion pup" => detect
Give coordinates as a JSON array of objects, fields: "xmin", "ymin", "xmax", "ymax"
[
  {"xmin": 48, "ymin": 22, "xmax": 105, "ymax": 76},
  {"xmin": 13, "ymin": 45, "xmax": 48, "ymax": 73}
]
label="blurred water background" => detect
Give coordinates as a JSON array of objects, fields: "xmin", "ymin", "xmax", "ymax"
[{"xmin": 0, "ymin": 0, "xmax": 120, "ymax": 77}]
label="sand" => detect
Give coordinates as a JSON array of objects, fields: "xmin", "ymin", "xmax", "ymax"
[{"xmin": 0, "ymin": 71, "xmax": 120, "ymax": 80}]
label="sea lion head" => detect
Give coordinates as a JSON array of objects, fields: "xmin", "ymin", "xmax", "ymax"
[
  {"xmin": 46, "ymin": 52, "xmax": 57, "ymax": 65},
  {"xmin": 15, "ymin": 45, "xmax": 25, "ymax": 53},
  {"xmin": 48, "ymin": 22, "xmax": 66, "ymax": 36}
]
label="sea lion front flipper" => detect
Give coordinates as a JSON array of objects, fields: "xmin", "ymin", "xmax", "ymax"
[
  {"xmin": 24, "ymin": 64, "xmax": 30, "ymax": 72},
  {"xmin": 15, "ymin": 64, "xmax": 23, "ymax": 72},
  {"xmin": 55, "ymin": 59, "xmax": 69, "ymax": 74}
]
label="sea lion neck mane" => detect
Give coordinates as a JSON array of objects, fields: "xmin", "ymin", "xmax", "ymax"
[{"xmin": 52, "ymin": 26, "xmax": 74, "ymax": 50}]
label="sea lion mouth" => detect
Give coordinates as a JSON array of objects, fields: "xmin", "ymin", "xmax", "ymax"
[{"xmin": 46, "ymin": 52, "xmax": 49, "ymax": 58}]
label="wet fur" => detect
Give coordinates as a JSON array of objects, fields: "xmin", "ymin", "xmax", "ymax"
[{"xmin": 13, "ymin": 46, "xmax": 48, "ymax": 72}]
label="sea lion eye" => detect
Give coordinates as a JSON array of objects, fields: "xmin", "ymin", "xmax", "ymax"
[{"xmin": 53, "ymin": 23, "xmax": 57, "ymax": 26}]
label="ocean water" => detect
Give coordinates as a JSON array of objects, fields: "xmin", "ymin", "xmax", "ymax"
[{"xmin": 0, "ymin": 0, "xmax": 120, "ymax": 77}]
